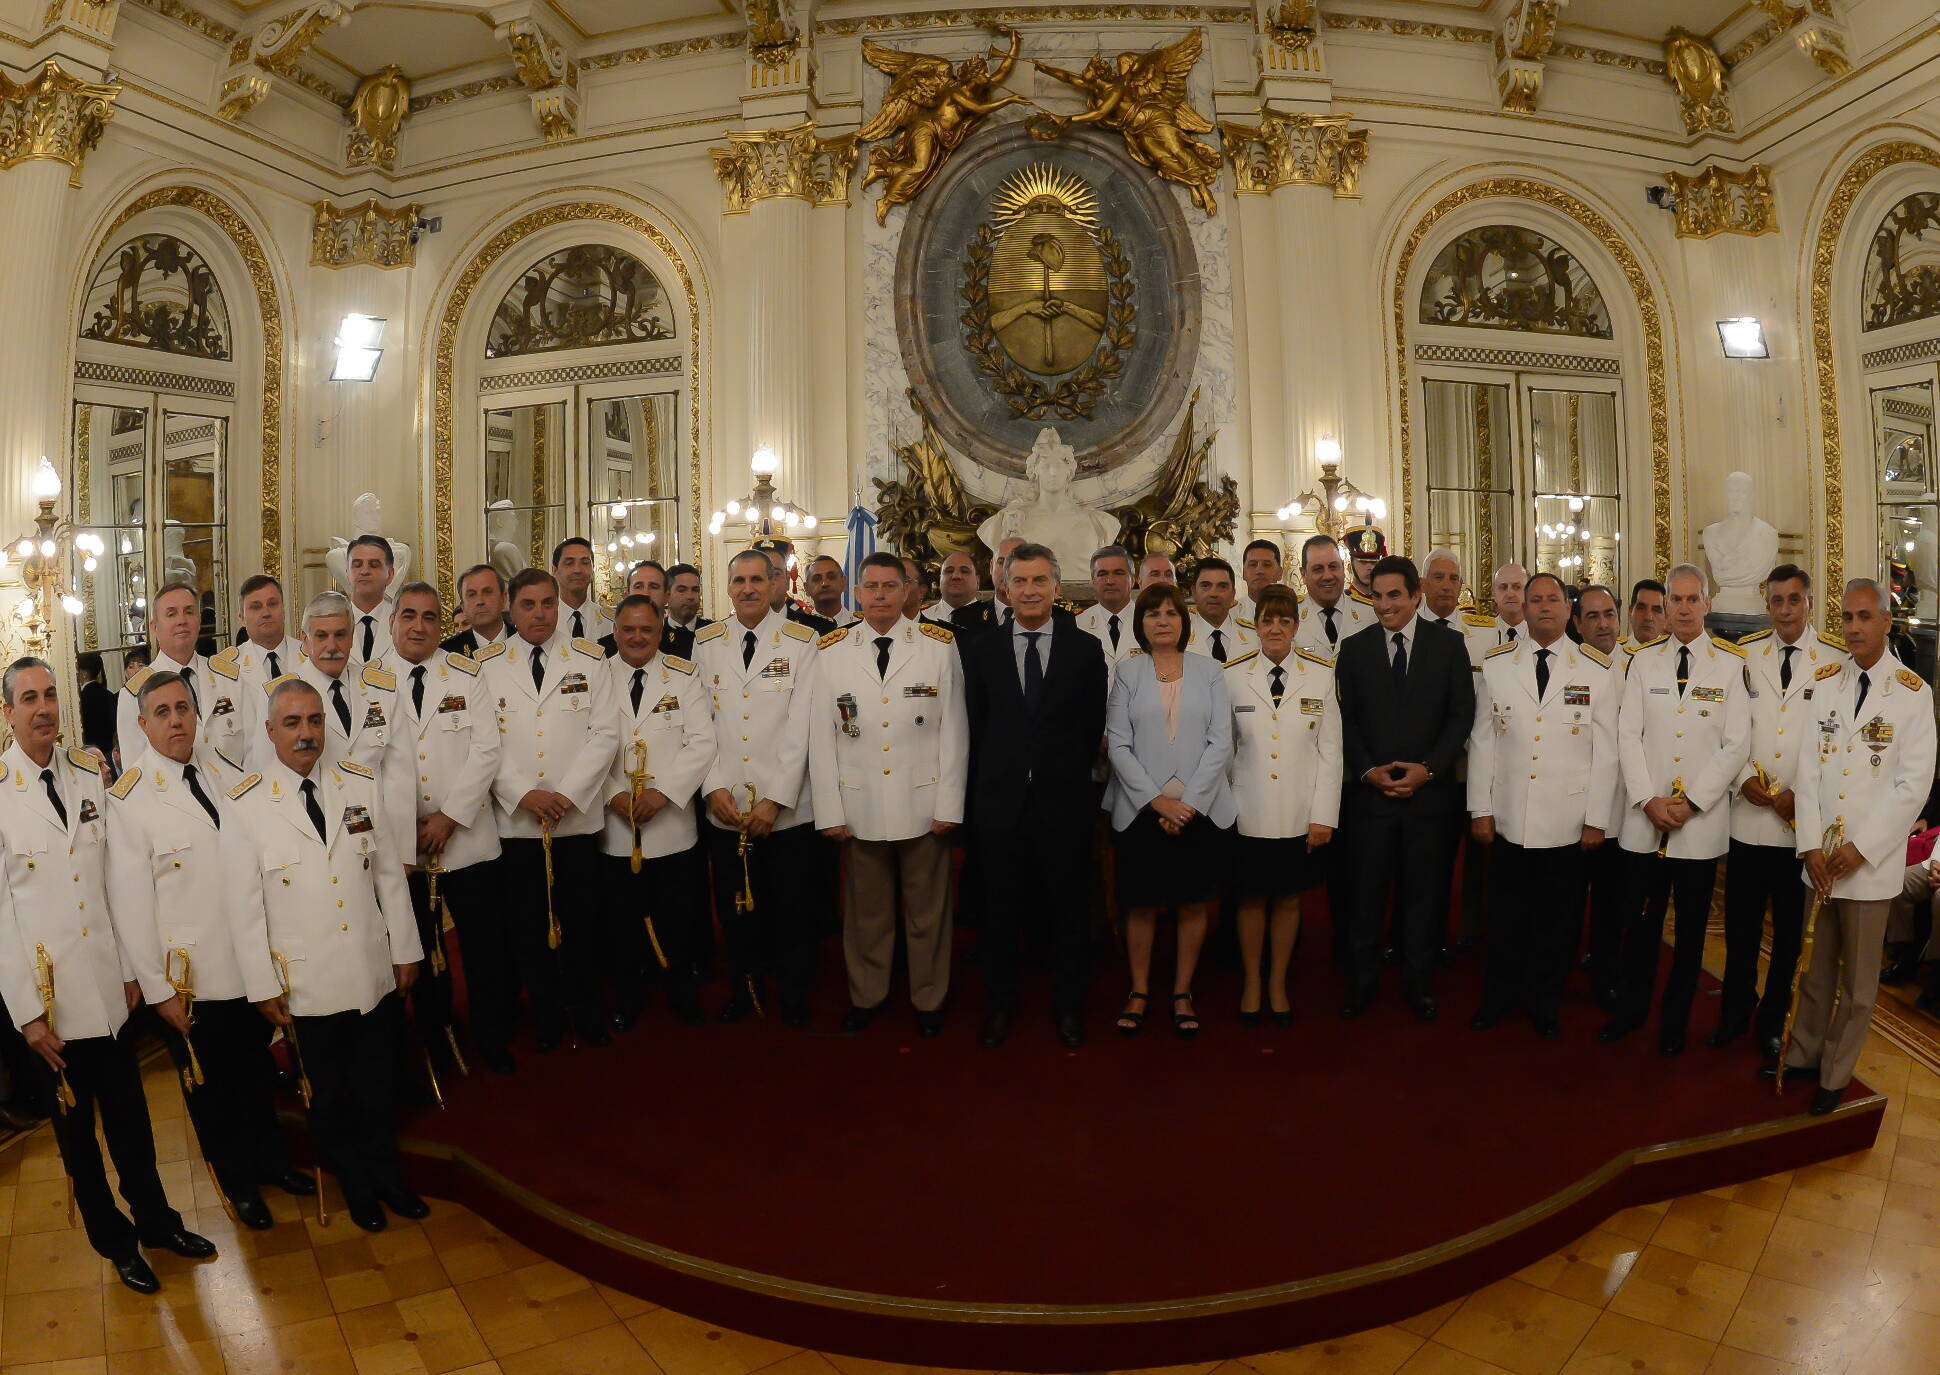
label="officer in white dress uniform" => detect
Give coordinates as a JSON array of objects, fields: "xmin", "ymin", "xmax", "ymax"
[
  {"xmin": 553, "ymin": 537, "xmax": 615, "ymax": 643},
  {"xmin": 380, "ymin": 584, "xmax": 499, "ymax": 1075},
  {"xmin": 288, "ymin": 591, "xmax": 399, "ymax": 779},
  {"xmin": 341, "ymin": 535, "xmax": 397, "ymax": 672},
  {"xmin": 809, "ymin": 555, "xmax": 968, "ymax": 1035},
  {"xmin": 117, "ymin": 581, "xmax": 248, "ymax": 770},
  {"xmin": 1074, "ymin": 545, "xmax": 1140, "ymax": 683},
  {"xmin": 224, "ymin": 677, "xmax": 426, "ymax": 1233},
  {"xmin": 1780, "ymin": 580, "xmax": 1936, "ymax": 1114},
  {"xmin": 695, "ymin": 549, "xmax": 822, "ymax": 1026},
  {"xmin": 1467, "ymin": 573, "xmax": 1620, "ymax": 1037},
  {"xmin": 1187, "ymin": 557, "xmax": 1257, "ymax": 663},
  {"xmin": 1719, "ymin": 565, "xmax": 1848, "ymax": 1056},
  {"xmin": 1293, "ymin": 534, "xmax": 1370, "ymax": 655},
  {"xmin": 1571, "ymin": 585, "xmax": 1632, "ymax": 1008},
  {"xmin": 1602, "ymin": 566, "xmax": 1751, "ymax": 1055},
  {"xmin": 108, "ymin": 671, "xmax": 305, "ymax": 1232},
  {"xmin": 0, "ymin": 657, "xmax": 214, "ymax": 1289},
  {"xmin": 478, "ymin": 570, "xmax": 620, "ymax": 1051},
  {"xmin": 213, "ymin": 572, "xmax": 303, "ymax": 702},
  {"xmin": 1419, "ymin": 548, "xmax": 1490, "ymax": 956},
  {"xmin": 1456, "ymin": 563, "xmax": 1530, "ymax": 669},
  {"xmin": 599, "ymin": 595, "xmax": 714, "ymax": 1028}
]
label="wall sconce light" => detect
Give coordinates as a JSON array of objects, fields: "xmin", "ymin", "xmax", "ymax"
[
  {"xmin": 1717, "ymin": 317, "xmax": 1769, "ymax": 359},
  {"xmin": 331, "ymin": 313, "xmax": 387, "ymax": 381}
]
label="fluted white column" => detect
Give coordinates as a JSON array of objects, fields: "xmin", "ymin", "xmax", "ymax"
[
  {"xmin": 745, "ymin": 192, "xmax": 814, "ymax": 505},
  {"xmin": 0, "ymin": 158, "xmax": 79, "ymax": 532}
]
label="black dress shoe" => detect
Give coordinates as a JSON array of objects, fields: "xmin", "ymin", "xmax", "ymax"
[
  {"xmin": 381, "ymin": 1188, "xmax": 430, "ymax": 1220},
  {"xmin": 143, "ymin": 1228, "xmax": 216, "ymax": 1259},
  {"xmin": 347, "ymin": 1199, "xmax": 388, "ymax": 1232},
  {"xmin": 669, "ymin": 995, "xmax": 706, "ymax": 1027},
  {"xmin": 840, "ymin": 1005, "xmax": 881, "ymax": 1034},
  {"xmin": 916, "ymin": 1010, "xmax": 945, "ymax": 1037},
  {"xmin": 114, "ymin": 1255, "xmax": 161, "ymax": 1294},
  {"xmin": 978, "ymin": 1005, "xmax": 1013, "ymax": 1048},
  {"xmin": 1880, "ymin": 951, "xmax": 1920, "ymax": 985},
  {"xmin": 1270, "ymin": 1009, "xmax": 1293, "ymax": 1029},
  {"xmin": 1706, "ymin": 1021, "xmax": 1747, "ymax": 1048},
  {"xmin": 609, "ymin": 1009, "xmax": 639, "ymax": 1035},
  {"xmin": 1597, "ymin": 1017, "xmax": 1641, "ymax": 1043},
  {"xmin": 0, "ymin": 1102, "xmax": 44, "ymax": 1132},
  {"xmin": 1056, "ymin": 1013, "xmax": 1086, "ymax": 1048},
  {"xmin": 717, "ymin": 993, "xmax": 756, "ymax": 1023},
  {"xmin": 1532, "ymin": 1017, "xmax": 1561, "ymax": 1040},
  {"xmin": 261, "ymin": 1169, "xmax": 315, "ymax": 1197},
  {"xmin": 483, "ymin": 1049, "xmax": 517, "ymax": 1076},
  {"xmin": 1659, "ymin": 1032, "xmax": 1686, "ymax": 1057},
  {"xmin": 1810, "ymin": 1086, "xmax": 1843, "ymax": 1116},
  {"xmin": 535, "ymin": 1034, "xmax": 561, "ymax": 1053},
  {"xmin": 1918, "ymin": 984, "xmax": 1940, "ymax": 1015},
  {"xmin": 1339, "ymin": 991, "xmax": 1374, "ymax": 1021},
  {"xmin": 1470, "ymin": 1008, "xmax": 1503, "ymax": 1031},
  {"xmin": 1759, "ymin": 1034, "xmax": 1784, "ymax": 1061},
  {"xmin": 1383, "ymin": 946, "xmax": 1405, "ymax": 968},
  {"xmin": 231, "ymin": 1196, "xmax": 274, "ymax": 1231},
  {"xmin": 1758, "ymin": 1063, "xmax": 1820, "ymax": 1084},
  {"xmin": 1434, "ymin": 946, "xmax": 1454, "ymax": 969},
  {"xmin": 781, "ymin": 1002, "xmax": 810, "ymax": 1028},
  {"xmin": 1237, "ymin": 1008, "xmax": 1263, "ymax": 1029},
  {"xmin": 1595, "ymin": 986, "xmax": 1620, "ymax": 1014},
  {"xmin": 1411, "ymin": 996, "xmax": 1438, "ymax": 1024}
]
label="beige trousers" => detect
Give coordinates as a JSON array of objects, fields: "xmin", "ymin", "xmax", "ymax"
[
  {"xmin": 843, "ymin": 833, "xmax": 954, "ymax": 1012},
  {"xmin": 1783, "ymin": 891, "xmax": 1888, "ymax": 1091}
]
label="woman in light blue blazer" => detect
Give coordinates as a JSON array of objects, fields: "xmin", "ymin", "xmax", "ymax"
[{"xmin": 1105, "ymin": 583, "xmax": 1236, "ymax": 1038}]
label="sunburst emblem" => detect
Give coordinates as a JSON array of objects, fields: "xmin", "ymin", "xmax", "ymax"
[{"xmin": 990, "ymin": 164, "xmax": 1099, "ymax": 231}]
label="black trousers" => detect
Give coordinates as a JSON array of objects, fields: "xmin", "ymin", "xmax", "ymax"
[
  {"xmin": 977, "ymin": 801, "xmax": 1092, "ymax": 1017},
  {"xmin": 0, "ymin": 993, "xmax": 47, "ymax": 1114},
  {"xmin": 1480, "ymin": 839, "xmax": 1588, "ymax": 1022},
  {"xmin": 1327, "ymin": 818, "xmax": 1355, "ymax": 973},
  {"xmin": 404, "ymin": 869, "xmax": 459, "ymax": 1040},
  {"xmin": 1347, "ymin": 805, "xmax": 1457, "ymax": 1000},
  {"xmin": 1583, "ymin": 838, "xmax": 1633, "ymax": 997},
  {"xmin": 1722, "ymin": 839, "xmax": 1807, "ymax": 1041},
  {"xmin": 295, "ymin": 994, "xmax": 405, "ymax": 1206},
  {"xmin": 443, "ymin": 859, "xmax": 512, "ymax": 1054},
  {"xmin": 601, "ymin": 847, "xmax": 703, "ymax": 1017},
  {"xmin": 501, "ymin": 835, "xmax": 603, "ymax": 1041},
  {"xmin": 706, "ymin": 821, "xmax": 818, "ymax": 1008},
  {"xmin": 35, "ymin": 1031, "xmax": 182, "ymax": 1260},
  {"xmin": 158, "ymin": 997, "xmax": 292, "ymax": 1202},
  {"xmin": 1614, "ymin": 851, "xmax": 1717, "ymax": 1036}
]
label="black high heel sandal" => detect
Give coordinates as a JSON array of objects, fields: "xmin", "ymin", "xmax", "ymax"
[
  {"xmin": 1115, "ymin": 991, "xmax": 1150, "ymax": 1037},
  {"xmin": 1171, "ymin": 992, "xmax": 1201, "ymax": 1040}
]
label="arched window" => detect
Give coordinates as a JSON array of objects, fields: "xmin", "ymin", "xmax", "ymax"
[
  {"xmin": 1862, "ymin": 192, "xmax": 1940, "ymax": 333},
  {"xmin": 1419, "ymin": 226, "xmax": 1612, "ymax": 339},
  {"xmin": 484, "ymin": 244, "xmax": 674, "ymax": 358},
  {"xmin": 80, "ymin": 234, "xmax": 233, "ymax": 360}
]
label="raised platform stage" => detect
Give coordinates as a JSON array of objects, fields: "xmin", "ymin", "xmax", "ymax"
[{"xmin": 393, "ymin": 944, "xmax": 1881, "ymax": 1371}]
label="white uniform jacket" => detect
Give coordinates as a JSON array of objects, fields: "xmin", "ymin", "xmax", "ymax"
[
  {"xmin": 381, "ymin": 650, "xmax": 501, "ymax": 871},
  {"xmin": 345, "ymin": 597, "xmax": 395, "ymax": 673},
  {"xmin": 558, "ymin": 598, "xmax": 614, "ymax": 644},
  {"xmin": 478, "ymin": 635, "xmax": 620, "ymax": 841},
  {"xmin": 120, "ymin": 651, "xmax": 249, "ymax": 767},
  {"xmin": 1793, "ymin": 655, "xmax": 1937, "ymax": 901},
  {"xmin": 695, "ymin": 611, "xmax": 820, "ymax": 831},
  {"xmin": 107, "ymin": 744, "xmax": 252, "ymax": 1006},
  {"xmin": 215, "ymin": 636, "xmax": 302, "ymax": 700},
  {"xmin": 221, "ymin": 759, "xmax": 420, "ymax": 1017},
  {"xmin": 287, "ymin": 660, "xmax": 399, "ymax": 776},
  {"xmin": 0, "ymin": 742, "xmax": 131, "ymax": 1041},
  {"xmin": 1187, "ymin": 613, "xmax": 1258, "ymax": 663},
  {"xmin": 808, "ymin": 620, "xmax": 968, "ymax": 843},
  {"xmin": 1227, "ymin": 648, "xmax": 1342, "ymax": 839},
  {"xmin": 600, "ymin": 653, "xmax": 715, "ymax": 859},
  {"xmin": 1292, "ymin": 595, "xmax": 1370, "ymax": 656},
  {"xmin": 1074, "ymin": 603, "xmax": 1141, "ymax": 684},
  {"xmin": 1617, "ymin": 634, "xmax": 1752, "ymax": 859},
  {"xmin": 1730, "ymin": 629, "xmax": 1850, "ymax": 848},
  {"xmin": 1468, "ymin": 638, "xmax": 1620, "ymax": 848}
]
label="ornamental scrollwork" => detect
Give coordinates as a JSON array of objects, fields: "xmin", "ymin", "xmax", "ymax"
[
  {"xmin": 873, "ymin": 390, "xmax": 997, "ymax": 567},
  {"xmin": 80, "ymin": 233, "xmax": 232, "ymax": 359},
  {"xmin": 1108, "ymin": 389, "xmax": 1238, "ymax": 563}
]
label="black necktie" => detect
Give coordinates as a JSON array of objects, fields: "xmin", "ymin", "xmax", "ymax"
[
  {"xmin": 1210, "ymin": 628, "xmax": 1227, "ymax": 663},
  {"xmin": 1108, "ymin": 613, "xmax": 1120, "ymax": 650},
  {"xmin": 530, "ymin": 648, "xmax": 545, "ymax": 693},
  {"xmin": 330, "ymin": 679, "xmax": 351, "ymax": 733},
  {"xmin": 39, "ymin": 768, "xmax": 65, "ymax": 828},
  {"xmin": 572, "ymin": 609, "xmax": 585, "ymax": 639},
  {"xmin": 1324, "ymin": 607, "xmax": 1338, "ymax": 646},
  {"xmin": 1506, "ymin": 626, "xmax": 1518, "ymax": 644},
  {"xmin": 742, "ymin": 630, "xmax": 756, "ymax": 670},
  {"xmin": 180, "ymin": 664, "xmax": 198, "ymax": 710},
  {"xmin": 300, "ymin": 778, "xmax": 326, "ymax": 841},
  {"xmin": 630, "ymin": 668, "xmax": 645, "ymax": 714},
  {"xmin": 410, "ymin": 665, "xmax": 425, "ymax": 717},
  {"xmin": 1780, "ymin": 645, "xmax": 1795, "ymax": 691},
  {"xmin": 266, "ymin": 650, "xmax": 281, "ymax": 678},
  {"xmin": 1535, "ymin": 647, "xmax": 1551, "ymax": 700},
  {"xmin": 1270, "ymin": 665, "xmax": 1284, "ymax": 706},
  {"xmin": 1855, "ymin": 670, "xmax": 1871, "ymax": 716},
  {"xmin": 183, "ymin": 764, "xmax": 218, "ymax": 827},
  {"xmin": 875, "ymin": 636, "xmax": 893, "ymax": 680},
  {"xmin": 1023, "ymin": 631, "xmax": 1045, "ymax": 709},
  {"xmin": 1676, "ymin": 645, "xmax": 1690, "ymax": 697},
  {"xmin": 1391, "ymin": 632, "xmax": 1408, "ymax": 687},
  {"xmin": 360, "ymin": 615, "xmax": 375, "ymax": 661}
]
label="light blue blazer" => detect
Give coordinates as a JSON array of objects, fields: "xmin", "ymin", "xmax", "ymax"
[{"xmin": 1105, "ymin": 651, "xmax": 1237, "ymax": 831}]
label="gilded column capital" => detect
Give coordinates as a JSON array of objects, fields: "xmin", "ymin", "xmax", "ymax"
[
  {"xmin": 1220, "ymin": 110, "xmax": 1368, "ymax": 199},
  {"xmin": 1754, "ymin": 0, "xmax": 1853, "ymax": 77},
  {"xmin": 217, "ymin": 2, "xmax": 350, "ymax": 121},
  {"xmin": 311, "ymin": 197, "xmax": 421, "ymax": 269},
  {"xmin": 0, "ymin": 60, "xmax": 119, "ymax": 186},
  {"xmin": 1664, "ymin": 28, "xmax": 1733, "ymax": 135},
  {"xmin": 1492, "ymin": 0, "xmax": 1568, "ymax": 114},
  {"xmin": 496, "ymin": 17, "xmax": 580, "ymax": 141},
  {"xmin": 345, "ymin": 63, "xmax": 408, "ymax": 171},
  {"xmin": 711, "ymin": 121, "xmax": 857, "ymax": 214},
  {"xmin": 1666, "ymin": 165, "xmax": 1777, "ymax": 240}
]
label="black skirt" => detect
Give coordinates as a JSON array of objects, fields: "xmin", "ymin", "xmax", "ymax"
[
  {"xmin": 1231, "ymin": 833, "xmax": 1325, "ymax": 903},
  {"xmin": 1113, "ymin": 809, "xmax": 1228, "ymax": 908}
]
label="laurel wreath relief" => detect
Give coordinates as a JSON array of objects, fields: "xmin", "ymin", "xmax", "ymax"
[{"xmin": 960, "ymin": 221, "xmax": 1136, "ymax": 422}]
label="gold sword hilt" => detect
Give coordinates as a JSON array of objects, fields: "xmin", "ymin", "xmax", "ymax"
[
  {"xmin": 734, "ymin": 782, "xmax": 758, "ymax": 916},
  {"xmin": 542, "ymin": 823, "xmax": 560, "ymax": 949},
  {"xmin": 1655, "ymin": 776, "xmax": 1686, "ymax": 859},
  {"xmin": 627, "ymin": 739, "xmax": 651, "ymax": 876},
  {"xmin": 33, "ymin": 944, "xmax": 76, "ymax": 1112},
  {"xmin": 1777, "ymin": 818, "xmax": 1847, "ymax": 1097},
  {"xmin": 165, "ymin": 948, "xmax": 205, "ymax": 1091},
  {"xmin": 272, "ymin": 950, "xmax": 327, "ymax": 1225},
  {"xmin": 423, "ymin": 857, "xmax": 448, "ymax": 976}
]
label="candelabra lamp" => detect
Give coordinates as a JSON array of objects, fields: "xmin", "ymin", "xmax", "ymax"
[
  {"xmin": 2, "ymin": 458, "xmax": 101, "ymax": 659},
  {"xmin": 1275, "ymin": 437, "xmax": 1385, "ymax": 540},
  {"xmin": 707, "ymin": 445, "xmax": 818, "ymax": 543}
]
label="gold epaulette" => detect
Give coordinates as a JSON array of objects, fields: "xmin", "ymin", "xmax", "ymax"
[
  {"xmin": 1899, "ymin": 667, "xmax": 1925, "ymax": 692},
  {"xmin": 1296, "ymin": 646, "xmax": 1334, "ymax": 669},
  {"xmin": 337, "ymin": 759, "xmax": 374, "ymax": 780},
  {"xmin": 1485, "ymin": 640, "xmax": 1517, "ymax": 659},
  {"xmin": 208, "ymin": 655, "xmax": 240, "ymax": 681},
  {"xmin": 263, "ymin": 672, "xmax": 298, "ymax": 695},
  {"xmin": 1819, "ymin": 631, "xmax": 1848, "ymax": 652},
  {"xmin": 1236, "ymin": 616, "xmax": 1255, "ymax": 630},
  {"xmin": 1629, "ymin": 634, "xmax": 1667, "ymax": 653},
  {"xmin": 362, "ymin": 663, "xmax": 396, "ymax": 691},
  {"xmin": 1128, "ymin": 647, "xmax": 1146, "ymax": 656},
  {"xmin": 109, "ymin": 767, "xmax": 141, "ymax": 800},
  {"xmin": 445, "ymin": 651, "xmax": 479, "ymax": 676},
  {"xmin": 214, "ymin": 746, "xmax": 241, "ymax": 773},
  {"xmin": 571, "ymin": 637, "xmax": 604, "ymax": 659},
  {"xmin": 1711, "ymin": 635, "xmax": 1746, "ymax": 658},
  {"xmin": 0, "ymin": 761, "xmax": 9, "ymax": 783},
  {"xmin": 473, "ymin": 641, "xmax": 508, "ymax": 663},
  {"xmin": 782, "ymin": 621, "xmax": 815, "ymax": 643},
  {"xmin": 1737, "ymin": 628, "xmax": 1773, "ymax": 645},
  {"xmin": 1223, "ymin": 650, "xmax": 1258, "ymax": 669},
  {"xmin": 1348, "ymin": 586, "xmax": 1373, "ymax": 605},
  {"xmin": 1815, "ymin": 662, "xmax": 1841, "ymax": 681},
  {"xmin": 816, "ymin": 627, "xmax": 848, "ymax": 650},
  {"xmin": 695, "ymin": 621, "xmax": 726, "ymax": 645},
  {"xmin": 124, "ymin": 666, "xmax": 153, "ymax": 695},
  {"xmin": 211, "ymin": 644, "xmax": 240, "ymax": 666},
  {"xmin": 1580, "ymin": 644, "xmax": 1611, "ymax": 669},
  {"xmin": 920, "ymin": 621, "xmax": 954, "ymax": 644},
  {"xmin": 67, "ymin": 746, "xmax": 99, "ymax": 774},
  {"xmin": 1463, "ymin": 612, "xmax": 1495, "ymax": 627},
  {"xmin": 227, "ymin": 773, "xmax": 261, "ymax": 800},
  {"xmin": 663, "ymin": 654, "xmax": 696, "ymax": 675}
]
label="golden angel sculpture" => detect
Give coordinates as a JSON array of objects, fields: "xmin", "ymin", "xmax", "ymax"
[
  {"xmin": 857, "ymin": 26, "xmax": 1027, "ymax": 226},
  {"xmin": 1034, "ymin": 33, "xmax": 1221, "ymax": 215}
]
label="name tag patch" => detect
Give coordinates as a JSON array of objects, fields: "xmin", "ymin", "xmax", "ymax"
[
  {"xmin": 342, "ymin": 805, "xmax": 374, "ymax": 834},
  {"xmin": 1650, "ymin": 686, "xmax": 1670, "ymax": 695},
  {"xmin": 437, "ymin": 693, "xmax": 467, "ymax": 714},
  {"xmin": 1235, "ymin": 703, "xmax": 1255, "ymax": 713}
]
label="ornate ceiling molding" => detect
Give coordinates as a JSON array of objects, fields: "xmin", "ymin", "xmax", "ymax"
[
  {"xmin": 0, "ymin": 60, "xmax": 119, "ymax": 186},
  {"xmin": 1666, "ymin": 165, "xmax": 1777, "ymax": 240},
  {"xmin": 1493, "ymin": 0, "xmax": 1568, "ymax": 115},
  {"xmin": 710, "ymin": 120, "xmax": 856, "ymax": 214},
  {"xmin": 40, "ymin": 0, "xmax": 120, "ymax": 44},
  {"xmin": 497, "ymin": 16, "xmax": 580, "ymax": 142},
  {"xmin": 216, "ymin": 1, "xmax": 351, "ymax": 122},
  {"xmin": 1221, "ymin": 110, "xmax": 1367, "ymax": 198},
  {"xmin": 311, "ymin": 197, "xmax": 420, "ymax": 269},
  {"xmin": 1664, "ymin": 27, "xmax": 1733, "ymax": 135},
  {"xmin": 346, "ymin": 64, "xmax": 408, "ymax": 171},
  {"xmin": 1754, "ymin": 0, "xmax": 1853, "ymax": 78}
]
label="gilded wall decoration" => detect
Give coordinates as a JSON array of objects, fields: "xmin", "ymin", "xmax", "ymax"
[
  {"xmin": 711, "ymin": 120, "xmax": 858, "ymax": 213},
  {"xmin": 41, "ymin": 1, "xmax": 119, "ymax": 41},
  {"xmin": 0, "ymin": 60, "xmax": 118, "ymax": 185},
  {"xmin": 1667, "ymin": 165, "xmax": 1778, "ymax": 240},
  {"xmin": 311, "ymin": 198, "xmax": 421, "ymax": 269},
  {"xmin": 1221, "ymin": 110, "xmax": 1367, "ymax": 198},
  {"xmin": 745, "ymin": 0, "xmax": 802, "ymax": 67},
  {"xmin": 1033, "ymin": 32, "xmax": 1221, "ymax": 215},
  {"xmin": 217, "ymin": 2, "xmax": 347, "ymax": 121},
  {"xmin": 483, "ymin": 244, "xmax": 674, "ymax": 358},
  {"xmin": 499, "ymin": 18, "xmax": 579, "ymax": 141},
  {"xmin": 873, "ymin": 390, "xmax": 998, "ymax": 565},
  {"xmin": 960, "ymin": 164, "xmax": 1135, "ymax": 421},
  {"xmin": 1108, "ymin": 388, "xmax": 1236, "ymax": 562},
  {"xmin": 1492, "ymin": 0, "xmax": 1566, "ymax": 114},
  {"xmin": 80, "ymin": 233, "xmax": 233, "ymax": 358},
  {"xmin": 1419, "ymin": 225, "xmax": 1612, "ymax": 338},
  {"xmin": 1266, "ymin": 0, "xmax": 1317, "ymax": 52},
  {"xmin": 1663, "ymin": 28, "xmax": 1732, "ymax": 135},
  {"xmin": 1862, "ymin": 192, "xmax": 1940, "ymax": 332},
  {"xmin": 1754, "ymin": 0, "xmax": 1852, "ymax": 76},
  {"xmin": 346, "ymin": 64, "xmax": 408, "ymax": 171},
  {"xmin": 855, "ymin": 28, "xmax": 1026, "ymax": 226}
]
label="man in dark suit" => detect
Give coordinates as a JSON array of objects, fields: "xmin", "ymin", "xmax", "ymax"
[
  {"xmin": 77, "ymin": 652, "xmax": 117, "ymax": 761},
  {"xmin": 440, "ymin": 563, "xmax": 515, "ymax": 656},
  {"xmin": 1335, "ymin": 554, "xmax": 1476, "ymax": 1022},
  {"xmin": 962, "ymin": 542, "xmax": 1107, "ymax": 1049},
  {"xmin": 598, "ymin": 561, "xmax": 695, "ymax": 659}
]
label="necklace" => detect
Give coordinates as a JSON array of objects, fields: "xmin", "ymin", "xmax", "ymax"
[{"xmin": 1154, "ymin": 655, "xmax": 1183, "ymax": 682}]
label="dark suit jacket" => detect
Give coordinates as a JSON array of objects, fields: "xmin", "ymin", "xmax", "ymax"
[
  {"xmin": 1335, "ymin": 616, "xmax": 1475, "ymax": 817},
  {"xmin": 79, "ymin": 680, "xmax": 116, "ymax": 759},
  {"xmin": 597, "ymin": 623, "xmax": 695, "ymax": 661},
  {"xmin": 963, "ymin": 609, "xmax": 1106, "ymax": 824},
  {"xmin": 440, "ymin": 619, "xmax": 514, "ymax": 656},
  {"xmin": 949, "ymin": 600, "xmax": 1001, "ymax": 640}
]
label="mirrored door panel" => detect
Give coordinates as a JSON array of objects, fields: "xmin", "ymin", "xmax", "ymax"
[
  {"xmin": 484, "ymin": 401, "xmax": 568, "ymax": 584},
  {"xmin": 1875, "ymin": 378, "xmax": 1937, "ymax": 686},
  {"xmin": 1423, "ymin": 379, "xmax": 1516, "ymax": 592},
  {"xmin": 587, "ymin": 393, "xmax": 679, "ymax": 601},
  {"xmin": 72, "ymin": 400, "xmax": 149, "ymax": 673},
  {"xmin": 1529, "ymin": 388, "xmax": 1620, "ymax": 588},
  {"xmin": 161, "ymin": 410, "xmax": 227, "ymax": 652}
]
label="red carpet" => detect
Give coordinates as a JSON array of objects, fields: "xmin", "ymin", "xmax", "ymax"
[{"xmin": 386, "ymin": 920, "xmax": 1882, "ymax": 1369}]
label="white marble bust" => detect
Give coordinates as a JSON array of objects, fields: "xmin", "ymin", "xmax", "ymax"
[
  {"xmin": 976, "ymin": 429, "xmax": 1120, "ymax": 579},
  {"xmin": 487, "ymin": 500, "xmax": 525, "ymax": 584},
  {"xmin": 1701, "ymin": 470, "xmax": 1779, "ymax": 616},
  {"xmin": 325, "ymin": 491, "xmax": 414, "ymax": 594}
]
